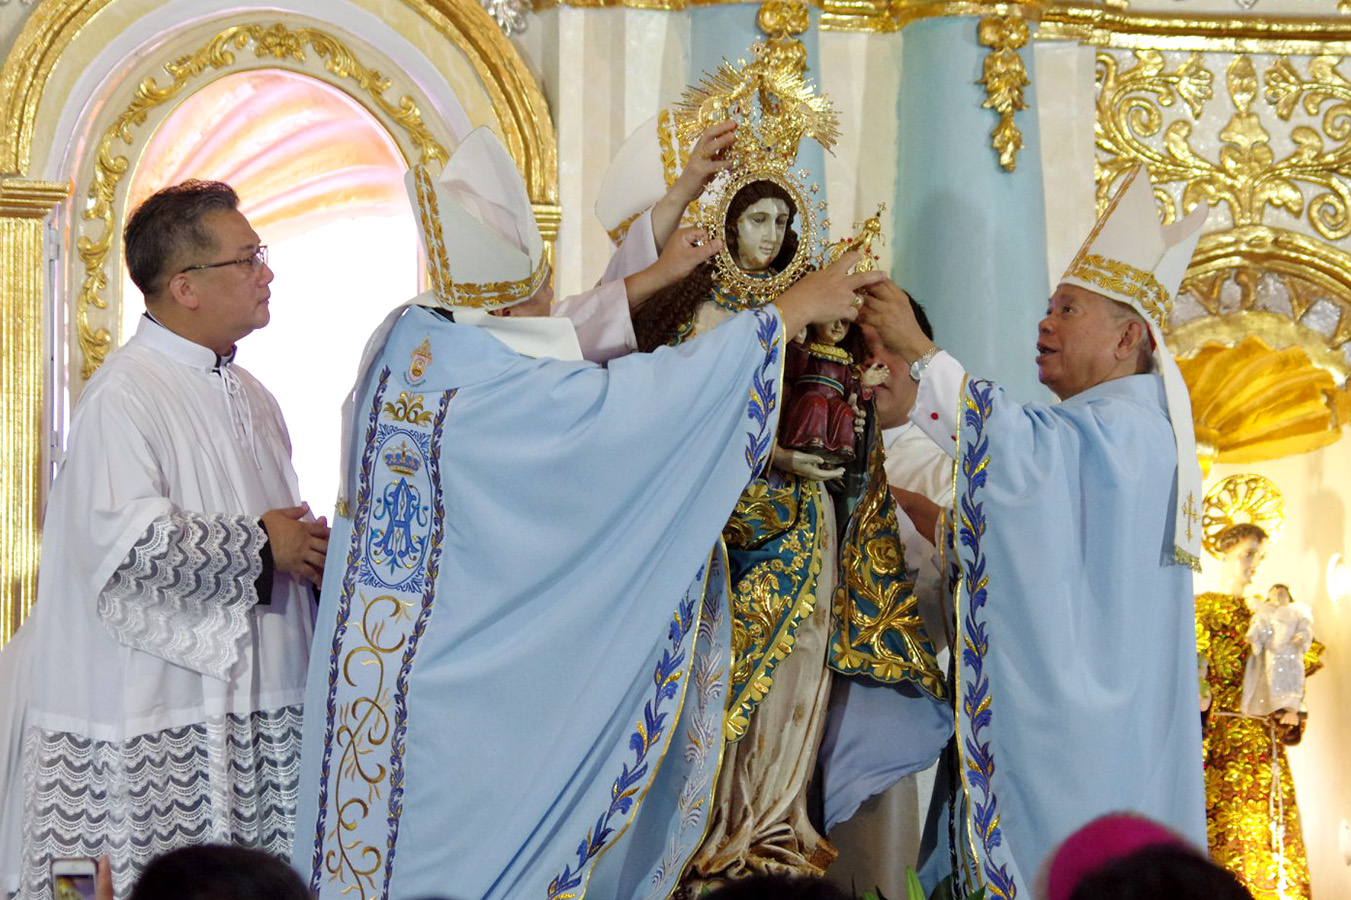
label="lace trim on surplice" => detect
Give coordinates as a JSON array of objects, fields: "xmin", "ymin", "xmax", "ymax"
[
  {"xmin": 18, "ymin": 705, "xmax": 302, "ymax": 900},
  {"xmin": 98, "ymin": 512, "xmax": 266, "ymax": 679}
]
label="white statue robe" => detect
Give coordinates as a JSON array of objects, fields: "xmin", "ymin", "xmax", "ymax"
[
  {"xmin": 913, "ymin": 352, "xmax": 1205, "ymax": 898},
  {"xmin": 0, "ymin": 317, "xmax": 314, "ymax": 899},
  {"xmin": 294, "ymin": 304, "xmax": 789, "ymax": 900}
]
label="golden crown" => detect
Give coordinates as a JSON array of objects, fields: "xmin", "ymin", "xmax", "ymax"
[{"xmin": 675, "ymin": 41, "xmax": 839, "ymax": 305}]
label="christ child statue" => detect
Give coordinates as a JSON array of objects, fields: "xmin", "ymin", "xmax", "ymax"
[
  {"xmin": 1241, "ymin": 582, "xmax": 1314, "ymax": 724},
  {"xmin": 777, "ymin": 318, "xmax": 888, "ymax": 467}
]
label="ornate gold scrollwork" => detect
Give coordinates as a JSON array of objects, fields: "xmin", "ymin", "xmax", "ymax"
[
  {"xmin": 1096, "ymin": 48, "xmax": 1351, "ymax": 458},
  {"xmin": 1096, "ymin": 51, "xmax": 1351, "ymax": 240},
  {"xmin": 977, "ymin": 15, "xmax": 1031, "ymax": 172},
  {"xmin": 757, "ymin": 0, "xmax": 811, "ymax": 74},
  {"xmin": 76, "ymin": 22, "xmax": 449, "ymax": 379}
]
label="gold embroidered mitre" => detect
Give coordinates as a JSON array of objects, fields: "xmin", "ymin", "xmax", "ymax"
[
  {"xmin": 406, "ymin": 126, "xmax": 547, "ymax": 311},
  {"xmin": 1061, "ymin": 164, "xmax": 1209, "ymax": 570},
  {"xmin": 1061, "ymin": 164, "xmax": 1204, "ymax": 331}
]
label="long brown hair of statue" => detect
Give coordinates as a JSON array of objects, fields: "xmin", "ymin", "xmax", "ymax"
[{"xmin": 633, "ymin": 179, "xmax": 800, "ymax": 351}]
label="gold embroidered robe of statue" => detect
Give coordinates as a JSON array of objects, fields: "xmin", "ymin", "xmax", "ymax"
[
  {"xmin": 1196, "ymin": 591, "xmax": 1324, "ymax": 900},
  {"xmin": 678, "ymin": 296, "xmax": 945, "ymax": 891}
]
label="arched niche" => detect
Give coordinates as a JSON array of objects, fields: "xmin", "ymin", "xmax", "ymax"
[{"xmin": 0, "ymin": 0, "xmax": 558, "ymax": 641}]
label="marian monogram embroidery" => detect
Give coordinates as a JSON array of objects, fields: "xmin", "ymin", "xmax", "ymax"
[
  {"xmin": 309, "ymin": 367, "xmax": 452, "ymax": 900},
  {"xmin": 363, "ymin": 437, "xmax": 431, "ymax": 587}
]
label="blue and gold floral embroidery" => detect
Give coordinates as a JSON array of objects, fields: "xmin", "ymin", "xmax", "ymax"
[
  {"xmin": 743, "ymin": 309, "xmax": 781, "ymax": 474},
  {"xmin": 953, "ymin": 378, "xmax": 1015, "ymax": 900}
]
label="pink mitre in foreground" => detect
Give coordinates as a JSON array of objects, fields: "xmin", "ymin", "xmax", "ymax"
[{"xmin": 1044, "ymin": 812, "xmax": 1197, "ymax": 900}]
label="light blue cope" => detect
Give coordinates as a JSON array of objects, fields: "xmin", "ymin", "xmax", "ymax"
[
  {"xmin": 294, "ymin": 304, "xmax": 789, "ymax": 900},
  {"xmin": 923, "ymin": 371, "xmax": 1206, "ymax": 899}
]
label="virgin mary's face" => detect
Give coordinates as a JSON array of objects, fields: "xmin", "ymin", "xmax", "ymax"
[{"xmin": 734, "ymin": 198, "xmax": 790, "ymax": 271}]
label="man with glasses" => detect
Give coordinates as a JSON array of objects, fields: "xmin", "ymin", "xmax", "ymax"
[{"xmin": 0, "ymin": 180, "xmax": 328, "ymax": 900}]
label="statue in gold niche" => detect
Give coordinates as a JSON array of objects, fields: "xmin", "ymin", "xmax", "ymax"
[{"xmin": 1195, "ymin": 475, "xmax": 1322, "ymax": 900}]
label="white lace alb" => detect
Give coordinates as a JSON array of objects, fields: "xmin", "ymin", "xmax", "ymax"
[{"xmin": 19, "ymin": 705, "xmax": 302, "ymax": 900}]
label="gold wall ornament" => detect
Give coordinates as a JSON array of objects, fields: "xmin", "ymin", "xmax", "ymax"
[
  {"xmin": 757, "ymin": 0, "xmax": 811, "ymax": 74},
  {"xmin": 0, "ymin": 179, "xmax": 69, "ymax": 642},
  {"xmin": 977, "ymin": 14, "xmax": 1031, "ymax": 172},
  {"xmin": 1178, "ymin": 333, "xmax": 1350, "ymax": 474},
  {"xmin": 1096, "ymin": 50, "xmax": 1351, "ymax": 240},
  {"xmin": 1039, "ymin": 4, "xmax": 1351, "ymax": 54},
  {"xmin": 1175, "ymin": 227, "xmax": 1351, "ymax": 383},
  {"xmin": 76, "ymin": 21, "xmax": 450, "ymax": 380},
  {"xmin": 818, "ymin": 0, "xmax": 896, "ymax": 33},
  {"xmin": 1201, "ymin": 473, "xmax": 1286, "ymax": 558},
  {"xmin": 1095, "ymin": 49, "xmax": 1351, "ymax": 461}
]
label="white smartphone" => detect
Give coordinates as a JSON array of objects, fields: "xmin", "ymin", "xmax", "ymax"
[{"xmin": 49, "ymin": 857, "xmax": 98, "ymax": 900}]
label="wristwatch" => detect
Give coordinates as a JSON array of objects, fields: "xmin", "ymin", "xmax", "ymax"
[{"xmin": 909, "ymin": 346, "xmax": 940, "ymax": 382}]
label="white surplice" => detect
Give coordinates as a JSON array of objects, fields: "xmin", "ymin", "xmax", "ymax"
[{"xmin": 0, "ymin": 317, "xmax": 314, "ymax": 900}]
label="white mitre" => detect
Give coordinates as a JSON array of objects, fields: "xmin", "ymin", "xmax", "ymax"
[
  {"xmin": 407, "ymin": 126, "xmax": 547, "ymax": 311},
  {"xmin": 1061, "ymin": 163, "xmax": 1208, "ymax": 570},
  {"xmin": 405, "ymin": 126, "xmax": 578, "ymax": 360},
  {"xmin": 595, "ymin": 111, "xmax": 686, "ymax": 245}
]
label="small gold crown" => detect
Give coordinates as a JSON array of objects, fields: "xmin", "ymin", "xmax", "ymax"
[
  {"xmin": 383, "ymin": 442, "xmax": 422, "ymax": 477},
  {"xmin": 825, "ymin": 203, "xmax": 887, "ymax": 273}
]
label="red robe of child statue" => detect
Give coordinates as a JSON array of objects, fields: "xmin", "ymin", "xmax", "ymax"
[{"xmin": 779, "ymin": 319, "xmax": 885, "ymax": 466}]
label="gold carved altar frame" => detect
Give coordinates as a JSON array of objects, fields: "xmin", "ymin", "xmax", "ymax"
[{"xmin": 0, "ymin": 0, "xmax": 558, "ymax": 642}]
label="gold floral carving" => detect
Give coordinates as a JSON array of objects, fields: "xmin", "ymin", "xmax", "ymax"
[
  {"xmin": 977, "ymin": 15, "xmax": 1030, "ymax": 172},
  {"xmin": 1096, "ymin": 52, "xmax": 1351, "ymax": 239},
  {"xmin": 75, "ymin": 23, "xmax": 449, "ymax": 378}
]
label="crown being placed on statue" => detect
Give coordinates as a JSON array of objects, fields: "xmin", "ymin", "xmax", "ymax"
[
  {"xmin": 678, "ymin": 42, "xmax": 839, "ymax": 303},
  {"xmin": 673, "ymin": 40, "xmax": 840, "ymax": 182},
  {"xmin": 384, "ymin": 441, "xmax": 422, "ymax": 476}
]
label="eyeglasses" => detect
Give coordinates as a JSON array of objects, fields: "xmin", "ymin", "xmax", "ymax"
[{"xmin": 179, "ymin": 245, "xmax": 268, "ymax": 274}]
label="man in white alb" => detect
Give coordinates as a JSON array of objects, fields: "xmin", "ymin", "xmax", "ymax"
[{"xmin": 0, "ymin": 181, "xmax": 328, "ymax": 900}]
